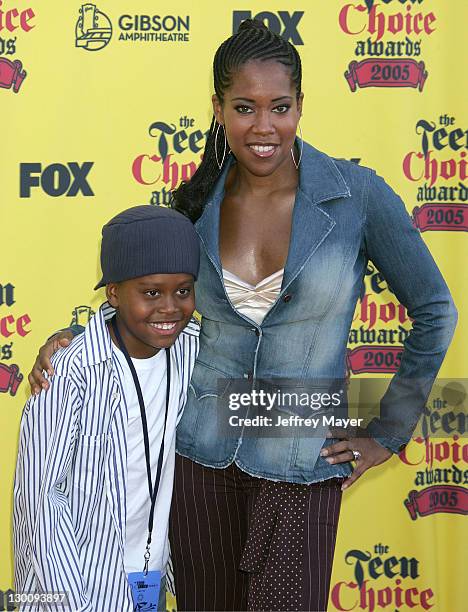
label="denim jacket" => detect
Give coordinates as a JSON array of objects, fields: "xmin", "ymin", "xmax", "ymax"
[{"xmin": 175, "ymin": 142, "xmax": 457, "ymax": 484}]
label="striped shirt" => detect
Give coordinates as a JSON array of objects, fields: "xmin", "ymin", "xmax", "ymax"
[{"xmin": 13, "ymin": 304, "xmax": 199, "ymax": 611}]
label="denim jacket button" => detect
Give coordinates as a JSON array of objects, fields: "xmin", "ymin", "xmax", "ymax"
[{"xmin": 283, "ymin": 293, "xmax": 292, "ymax": 303}]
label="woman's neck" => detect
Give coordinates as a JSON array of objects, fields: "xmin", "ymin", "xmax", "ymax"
[{"xmin": 226, "ymin": 156, "xmax": 298, "ymax": 199}]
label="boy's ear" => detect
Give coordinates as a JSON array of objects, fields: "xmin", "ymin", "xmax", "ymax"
[{"xmin": 106, "ymin": 283, "xmax": 119, "ymax": 308}]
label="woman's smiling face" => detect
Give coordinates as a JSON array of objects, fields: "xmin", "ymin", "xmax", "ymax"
[{"xmin": 212, "ymin": 59, "xmax": 303, "ymax": 178}]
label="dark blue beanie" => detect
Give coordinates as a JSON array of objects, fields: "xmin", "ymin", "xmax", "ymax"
[{"xmin": 94, "ymin": 205, "xmax": 200, "ymax": 289}]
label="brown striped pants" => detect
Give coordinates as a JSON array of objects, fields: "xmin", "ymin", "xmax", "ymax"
[{"xmin": 169, "ymin": 454, "xmax": 343, "ymax": 612}]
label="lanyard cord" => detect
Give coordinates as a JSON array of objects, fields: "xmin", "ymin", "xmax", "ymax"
[{"xmin": 111, "ymin": 316, "xmax": 171, "ymax": 574}]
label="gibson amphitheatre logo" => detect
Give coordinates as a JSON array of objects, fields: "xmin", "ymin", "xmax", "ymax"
[{"xmin": 75, "ymin": 3, "xmax": 112, "ymax": 51}]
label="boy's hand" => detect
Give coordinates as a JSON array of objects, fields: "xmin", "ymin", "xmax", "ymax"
[{"xmin": 28, "ymin": 331, "xmax": 74, "ymax": 394}]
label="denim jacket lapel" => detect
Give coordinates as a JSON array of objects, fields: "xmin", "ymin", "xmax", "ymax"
[
  {"xmin": 281, "ymin": 143, "xmax": 351, "ymax": 293},
  {"xmin": 194, "ymin": 158, "xmax": 232, "ymax": 278},
  {"xmin": 194, "ymin": 142, "xmax": 351, "ymax": 297},
  {"xmin": 281, "ymin": 190, "xmax": 336, "ymax": 293}
]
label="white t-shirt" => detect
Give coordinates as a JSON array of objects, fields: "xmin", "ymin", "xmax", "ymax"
[{"xmin": 112, "ymin": 343, "xmax": 176, "ymax": 577}]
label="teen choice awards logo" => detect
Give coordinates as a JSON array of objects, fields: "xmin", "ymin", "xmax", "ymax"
[
  {"xmin": 403, "ymin": 114, "xmax": 468, "ymax": 232},
  {"xmin": 346, "ymin": 265, "xmax": 411, "ymax": 375},
  {"xmin": 0, "ymin": 57, "xmax": 26, "ymax": 92},
  {"xmin": 339, "ymin": 0, "xmax": 437, "ymax": 92},
  {"xmin": 0, "ymin": 282, "xmax": 29, "ymax": 397},
  {"xmin": 330, "ymin": 544, "xmax": 436, "ymax": 610},
  {"xmin": 132, "ymin": 115, "xmax": 208, "ymax": 206},
  {"xmin": 0, "ymin": 0, "xmax": 36, "ymax": 93},
  {"xmin": 399, "ymin": 383, "xmax": 468, "ymax": 520},
  {"xmin": 75, "ymin": 3, "xmax": 112, "ymax": 51}
]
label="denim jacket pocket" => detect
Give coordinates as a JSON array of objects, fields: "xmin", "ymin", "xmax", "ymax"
[
  {"xmin": 189, "ymin": 360, "xmax": 232, "ymax": 400},
  {"xmin": 177, "ymin": 362, "xmax": 234, "ymax": 454}
]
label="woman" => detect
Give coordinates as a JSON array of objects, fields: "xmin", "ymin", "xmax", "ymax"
[{"xmin": 29, "ymin": 20, "xmax": 457, "ymax": 612}]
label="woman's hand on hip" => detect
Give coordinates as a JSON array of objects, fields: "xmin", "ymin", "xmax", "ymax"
[
  {"xmin": 320, "ymin": 428, "xmax": 392, "ymax": 491},
  {"xmin": 28, "ymin": 331, "xmax": 74, "ymax": 395}
]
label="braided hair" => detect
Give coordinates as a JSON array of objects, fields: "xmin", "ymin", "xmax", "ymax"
[{"xmin": 172, "ymin": 19, "xmax": 302, "ymax": 222}]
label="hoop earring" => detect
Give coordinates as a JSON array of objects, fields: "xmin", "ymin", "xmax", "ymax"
[
  {"xmin": 215, "ymin": 123, "xmax": 228, "ymax": 170},
  {"xmin": 291, "ymin": 122, "xmax": 304, "ymax": 170}
]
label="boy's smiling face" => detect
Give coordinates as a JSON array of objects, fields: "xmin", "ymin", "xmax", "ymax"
[{"xmin": 106, "ymin": 273, "xmax": 195, "ymax": 358}]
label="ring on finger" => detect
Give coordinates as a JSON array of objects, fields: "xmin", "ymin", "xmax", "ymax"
[{"xmin": 352, "ymin": 450, "xmax": 362, "ymax": 461}]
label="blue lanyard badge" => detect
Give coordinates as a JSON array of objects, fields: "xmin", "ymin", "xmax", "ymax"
[{"xmin": 128, "ymin": 570, "xmax": 161, "ymax": 611}]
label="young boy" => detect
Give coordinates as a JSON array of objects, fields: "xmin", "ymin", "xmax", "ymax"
[{"xmin": 14, "ymin": 205, "xmax": 200, "ymax": 611}]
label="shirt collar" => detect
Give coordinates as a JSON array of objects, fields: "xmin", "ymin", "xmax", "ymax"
[
  {"xmin": 81, "ymin": 302, "xmax": 114, "ymax": 367},
  {"xmin": 297, "ymin": 140, "xmax": 351, "ymax": 204}
]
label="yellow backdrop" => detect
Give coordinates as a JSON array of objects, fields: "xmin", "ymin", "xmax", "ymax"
[{"xmin": 1, "ymin": 1, "xmax": 466, "ymax": 610}]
